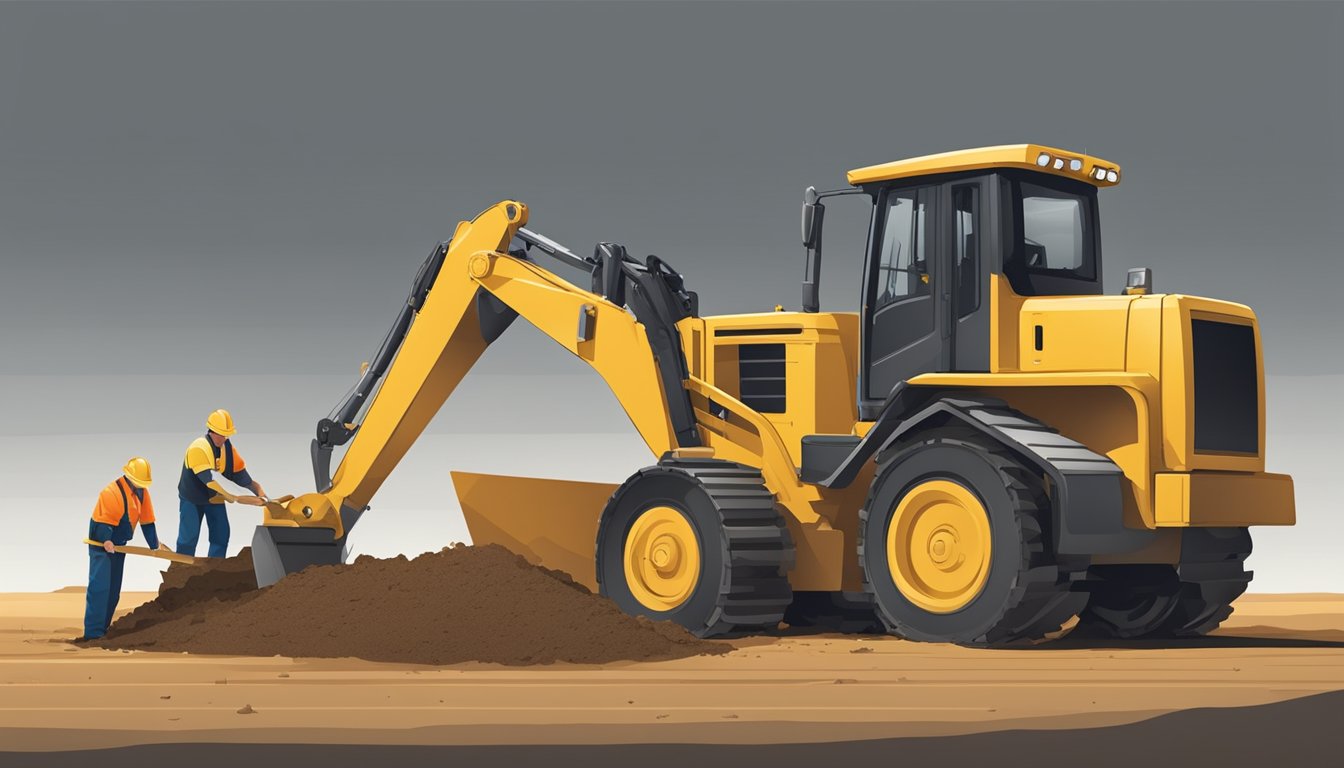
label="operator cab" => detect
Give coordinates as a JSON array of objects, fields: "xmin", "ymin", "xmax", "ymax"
[{"xmin": 801, "ymin": 144, "xmax": 1120, "ymax": 418}]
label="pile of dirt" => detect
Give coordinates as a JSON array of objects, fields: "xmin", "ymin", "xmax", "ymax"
[{"xmin": 92, "ymin": 544, "xmax": 726, "ymax": 666}]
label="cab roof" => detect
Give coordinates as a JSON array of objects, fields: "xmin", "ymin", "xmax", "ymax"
[{"xmin": 847, "ymin": 144, "xmax": 1120, "ymax": 188}]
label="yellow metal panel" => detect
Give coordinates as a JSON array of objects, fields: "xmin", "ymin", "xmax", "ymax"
[
  {"xmin": 709, "ymin": 339, "xmax": 740, "ymax": 399},
  {"xmin": 1154, "ymin": 471, "xmax": 1188, "ymax": 526},
  {"xmin": 1154, "ymin": 472, "xmax": 1295, "ymax": 527},
  {"xmin": 990, "ymin": 275, "xmax": 1024, "ymax": 372},
  {"xmin": 1159, "ymin": 297, "xmax": 1189, "ymax": 471},
  {"xmin": 697, "ymin": 311, "xmax": 860, "ymax": 463},
  {"xmin": 1124, "ymin": 296, "xmax": 1164, "ymax": 383},
  {"xmin": 847, "ymin": 144, "xmax": 1120, "ymax": 188},
  {"xmin": 453, "ymin": 471, "xmax": 616, "ymax": 591},
  {"xmin": 1020, "ymin": 295, "xmax": 1134, "ymax": 372}
]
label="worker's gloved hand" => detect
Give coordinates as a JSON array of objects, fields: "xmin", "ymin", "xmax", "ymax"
[{"xmin": 102, "ymin": 540, "xmax": 115, "ymax": 554}]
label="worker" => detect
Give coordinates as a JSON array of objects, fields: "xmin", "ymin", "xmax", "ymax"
[
  {"xmin": 79, "ymin": 457, "xmax": 166, "ymax": 642},
  {"xmin": 177, "ymin": 409, "xmax": 265, "ymax": 558}
]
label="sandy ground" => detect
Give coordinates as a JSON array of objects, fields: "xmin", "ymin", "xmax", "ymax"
[{"xmin": 1, "ymin": 592, "xmax": 1342, "ymax": 753}]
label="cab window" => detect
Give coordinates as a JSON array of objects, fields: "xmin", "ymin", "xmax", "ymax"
[
  {"xmin": 1001, "ymin": 173, "xmax": 1101, "ymax": 296},
  {"xmin": 875, "ymin": 186, "xmax": 934, "ymax": 311},
  {"xmin": 953, "ymin": 184, "xmax": 979, "ymax": 318}
]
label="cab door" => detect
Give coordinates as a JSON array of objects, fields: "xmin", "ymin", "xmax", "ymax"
[
  {"xmin": 950, "ymin": 180, "xmax": 991, "ymax": 371},
  {"xmin": 860, "ymin": 183, "xmax": 951, "ymax": 405}
]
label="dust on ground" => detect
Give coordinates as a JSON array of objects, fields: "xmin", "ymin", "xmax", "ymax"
[{"xmin": 88, "ymin": 544, "xmax": 724, "ymax": 665}]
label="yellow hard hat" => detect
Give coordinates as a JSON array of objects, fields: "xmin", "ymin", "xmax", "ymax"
[
  {"xmin": 123, "ymin": 457, "xmax": 153, "ymax": 488},
  {"xmin": 206, "ymin": 409, "xmax": 237, "ymax": 437}
]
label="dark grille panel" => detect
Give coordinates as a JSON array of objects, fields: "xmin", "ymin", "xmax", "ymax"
[
  {"xmin": 738, "ymin": 343, "xmax": 786, "ymax": 414},
  {"xmin": 1191, "ymin": 319, "xmax": 1258, "ymax": 454}
]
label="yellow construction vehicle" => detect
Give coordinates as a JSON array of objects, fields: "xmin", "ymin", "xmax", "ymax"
[{"xmin": 253, "ymin": 144, "xmax": 1295, "ymax": 646}]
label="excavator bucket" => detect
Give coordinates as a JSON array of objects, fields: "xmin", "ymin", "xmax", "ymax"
[
  {"xmin": 451, "ymin": 471, "xmax": 617, "ymax": 592},
  {"xmin": 251, "ymin": 525, "xmax": 346, "ymax": 588}
]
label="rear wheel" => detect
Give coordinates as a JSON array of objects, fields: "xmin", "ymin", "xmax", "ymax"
[
  {"xmin": 1078, "ymin": 528, "xmax": 1252, "ymax": 639},
  {"xmin": 596, "ymin": 458, "xmax": 794, "ymax": 637},
  {"xmin": 859, "ymin": 429, "xmax": 1087, "ymax": 647}
]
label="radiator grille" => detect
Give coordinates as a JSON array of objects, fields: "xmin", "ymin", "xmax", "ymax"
[
  {"xmin": 738, "ymin": 343, "xmax": 786, "ymax": 414},
  {"xmin": 1191, "ymin": 319, "xmax": 1258, "ymax": 454}
]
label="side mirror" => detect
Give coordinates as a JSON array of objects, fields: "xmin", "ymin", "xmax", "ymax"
[
  {"xmin": 801, "ymin": 186, "xmax": 821, "ymax": 247},
  {"xmin": 1124, "ymin": 267, "xmax": 1153, "ymax": 296},
  {"xmin": 801, "ymin": 186, "xmax": 825, "ymax": 313}
]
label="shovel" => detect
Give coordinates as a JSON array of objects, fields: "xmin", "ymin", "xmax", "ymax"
[{"xmin": 82, "ymin": 539, "xmax": 198, "ymax": 565}]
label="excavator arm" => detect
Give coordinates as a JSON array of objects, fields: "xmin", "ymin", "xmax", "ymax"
[{"xmin": 252, "ymin": 200, "xmax": 707, "ymax": 585}]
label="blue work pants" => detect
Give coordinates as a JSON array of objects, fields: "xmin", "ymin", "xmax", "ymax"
[
  {"xmin": 84, "ymin": 547, "xmax": 126, "ymax": 639},
  {"xmin": 176, "ymin": 498, "xmax": 230, "ymax": 558}
]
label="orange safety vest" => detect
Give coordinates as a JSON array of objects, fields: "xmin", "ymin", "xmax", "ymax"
[{"xmin": 91, "ymin": 476, "xmax": 156, "ymax": 530}]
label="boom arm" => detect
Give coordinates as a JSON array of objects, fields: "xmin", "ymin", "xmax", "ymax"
[{"xmin": 263, "ymin": 200, "xmax": 698, "ymax": 541}]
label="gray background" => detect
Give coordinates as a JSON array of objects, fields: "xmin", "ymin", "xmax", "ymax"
[{"xmin": 1, "ymin": 1, "xmax": 1340, "ymax": 591}]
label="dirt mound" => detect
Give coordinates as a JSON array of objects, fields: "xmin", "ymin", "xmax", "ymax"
[
  {"xmin": 97, "ymin": 549, "xmax": 260, "ymax": 639},
  {"xmin": 93, "ymin": 545, "xmax": 726, "ymax": 666}
]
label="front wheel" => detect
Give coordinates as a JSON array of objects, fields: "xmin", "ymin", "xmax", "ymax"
[
  {"xmin": 595, "ymin": 458, "xmax": 794, "ymax": 638},
  {"xmin": 858, "ymin": 429, "xmax": 1087, "ymax": 647}
]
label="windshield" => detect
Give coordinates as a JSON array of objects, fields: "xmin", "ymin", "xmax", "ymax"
[{"xmin": 1002, "ymin": 174, "xmax": 1100, "ymax": 296}]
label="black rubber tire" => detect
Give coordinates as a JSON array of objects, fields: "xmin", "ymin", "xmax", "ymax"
[
  {"xmin": 1077, "ymin": 528, "xmax": 1252, "ymax": 639},
  {"xmin": 1166, "ymin": 527, "xmax": 1253, "ymax": 636},
  {"xmin": 858, "ymin": 428, "xmax": 1087, "ymax": 647},
  {"xmin": 1074, "ymin": 565, "xmax": 1184, "ymax": 639},
  {"xmin": 595, "ymin": 458, "xmax": 794, "ymax": 638},
  {"xmin": 783, "ymin": 591, "xmax": 883, "ymax": 634}
]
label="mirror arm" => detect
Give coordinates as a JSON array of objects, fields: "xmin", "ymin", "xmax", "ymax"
[{"xmin": 799, "ymin": 186, "xmax": 867, "ymax": 313}]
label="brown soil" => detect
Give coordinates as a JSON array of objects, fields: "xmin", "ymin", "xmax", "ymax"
[{"xmin": 91, "ymin": 544, "xmax": 725, "ymax": 666}]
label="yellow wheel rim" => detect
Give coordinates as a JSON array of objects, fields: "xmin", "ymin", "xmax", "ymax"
[
  {"xmin": 623, "ymin": 506, "xmax": 701, "ymax": 612},
  {"xmin": 886, "ymin": 479, "xmax": 992, "ymax": 614}
]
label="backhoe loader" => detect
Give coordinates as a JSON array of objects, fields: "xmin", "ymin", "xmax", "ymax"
[{"xmin": 252, "ymin": 144, "xmax": 1295, "ymax": 646}]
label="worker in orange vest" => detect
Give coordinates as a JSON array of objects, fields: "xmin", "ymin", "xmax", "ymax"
[{"xmin": 78, "ymin": 457, "xmax": 168, "ymax": 642}]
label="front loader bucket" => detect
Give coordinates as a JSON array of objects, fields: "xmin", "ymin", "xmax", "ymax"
[
  {"xmin": 251, "ymin": 526, "xmax": 346, "ymax": 588},
  {"xmin": 452, "ymin": 471, "xmax": 617, "ymax": 592}
]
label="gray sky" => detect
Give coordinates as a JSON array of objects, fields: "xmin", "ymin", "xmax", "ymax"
[
  {"xmin": 1, "ymin": 1, "xmax": 1341, "ymax": 591},
  {"xmin": 3, "ymin": 1, "xmax": 1342, "ymax": 378}
]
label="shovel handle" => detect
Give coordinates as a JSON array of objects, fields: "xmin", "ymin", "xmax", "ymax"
[{"xmin": 82, "ymin": 539, "xmax": 197, "ymax": 565}]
